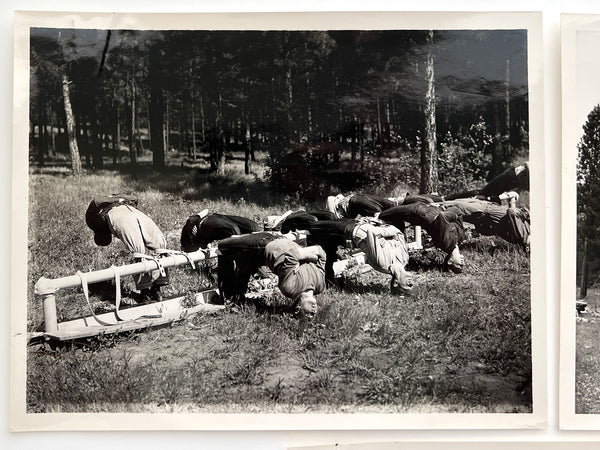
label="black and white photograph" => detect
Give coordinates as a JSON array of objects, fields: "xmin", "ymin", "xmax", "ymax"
[
  {"xmin": 560, "ymin": 13, "xmax": 600, "ymax": 429},
  {"xmin": 11, "ymin": 11, "xmax": 546, "ymax": 430}
]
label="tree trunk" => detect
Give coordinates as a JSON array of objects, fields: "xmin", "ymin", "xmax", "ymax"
[
  {"xmin": 191, "ymin": 91, "xmax": 197, "ymax": 161},
  {"xmin": 420, "ymin": 30, "xmax": 438, "ymax": 194},
  {"xmin": 163, "ymin": 123, "xmax": 168, "ymax": 159},
  {"xmin": 338, "ymin": 107, "xmax": 343, "ymax": 144},
  {"xmin": 351, "ymin": 117, "xmax": 358, "ymax": 162},
  {"xmin": 581, "ymin": 238, "xmax": 589, "ymax": 299},
  {"xmin": 359, "ymin": 122, "xmax": 366, "ymax": 166},
  {"xmin": 78, "ymin": 117, "xmax": 91, "ymax": 169},
  {"xmin": 306, "ymin": 77, "xmax": 313, "ymax": 144},
  {"xmin": 128, "ymin": 78, "xmax": 137, "ymax": 167},
  {"xmin": 216, "ymin": 92, "xmax": 226, "ymax": 175},
  {"xmin": 49, "ymin": 106, "xmax": 56, "ymax": 156},
  {"xmin": 90, "ymin": 98, "xmax": 103, "ymax": 169},
  {"xmin": 135, "ymin": 106, "xmax": 144, "ymax": 156},
  {"xmin": 103, "ymin": 131, "xmax": 109, "ymax": 161},
  {"xmin": 112, "ymin": 99, "xmax": 120, "ymax": 167},
  {"xmin": 391, "ymin": 97, "xmax": 397, "ymax": 137},
  {"xmin": 148, "ymin": 73, "xmax": 165, "ymax": 170},
  {"xmin": 385, "ymin": 99, "xmax": 391, "ymax": 145},
  {"xmin": 244, "ymin": 112, "xmax": 251, "ymax": 175},
  {"xmin": 146, "ymin": 98, "xmax": 151, "ymax": 150},
  {"xmin": 61, "ymin": 74, "xmax": 81, "ymax": 175},
  {"xmin": 505, "ymin": 58, "xmax": 511, "ymax": 136},
  {"xmin": 287, "ymin": 66, "xmax": 293, "ymax": 143},
  {"xmin": 179, "ymin": 118, "xmax": 184, "ymax": 153},
  {"xmin": 200, "ymin": 95, "xmax": 206, "ymax": 143},
  {"xmin": 165, "ymin": 97, "xmax": 170, "ymax": 153},
  {"xmin": 504, "ymin": 58, "xmax": 513, "ymax": 162},
  {"xmin": 38, "ymin": 100, "xmax": 46, "ymax": 166},
  {"xmin": 376, "ymin": 96, "xmax": 382, "ymax": 155},
  {"xmin": 92, "ymin": 115, "xmax": 103, "ymax": 169}
]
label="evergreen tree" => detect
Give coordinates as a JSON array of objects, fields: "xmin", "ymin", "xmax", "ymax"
[
  {"xmin": 577, "ymin": 104, "xmax": 600, "ymax": 297},
  {"xmin": 577, "ymin": 104, "xmax": 600, "ymax": 240},
  {"xmin": 421, "ymin": 30, "xmax": 438, "ymax": 194}
]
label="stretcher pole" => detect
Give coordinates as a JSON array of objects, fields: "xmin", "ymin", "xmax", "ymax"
[
  {"xmin": 414, "ymin": 225, "xmax": 422, "ymax": 249},
  {"xmin": 34, "ymin": 249, "xmax": 220, "ymax": 333}
]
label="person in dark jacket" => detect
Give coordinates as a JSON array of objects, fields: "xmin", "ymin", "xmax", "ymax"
[
  {"xmin": 180, "ymin": 210, "xmax": 261, "ymax": 252},
  {"xmin": 445, "ymin": 161, "xmax": 529, "ymax": 202},
  {"xmin": 442, "ymin": 198, "xmax": 530, "ymax": 249},
  {"xmin": 479, "ymin": 161, "xmax": 529, "ymax": 198},
  {"xmin": 217, "ymin": 233, "xmax": 326, "ymax": 316},
  {"xmin": 278, "ymin": 210, "xmax": 336, "ymax": 234},
  {"xmin": 326, "ymin": 192, "xmax": 444, "ymax": 219},
  {"xmin": 327, "ymin": 193, "xmax": 397, "ymax": 219},
  {"xmin": 85, "ymin": 194, "xmax": 168, "ymax": 302},
  {"xmin": 379, "ymin": 202, "xmax": 466, "ymax": 272}
]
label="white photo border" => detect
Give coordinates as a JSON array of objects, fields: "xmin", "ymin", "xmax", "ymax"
[
  {"xmin": 11, "ymin": 10, "xmax": 546, "ymax": 431},
  {"xmin": 559, "ymin": 13, "xmax": 600, "ymax": 430},
  {"xmin": 288, "ymin": 442, "xmax": 600, "ymax": 450}
]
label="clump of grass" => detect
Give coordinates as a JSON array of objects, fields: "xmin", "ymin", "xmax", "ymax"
[{"xmin": 27, "ymin": 345, "xmax": 150, "ymax": 412}]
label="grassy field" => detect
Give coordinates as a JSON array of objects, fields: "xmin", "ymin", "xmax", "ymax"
[
  {"xmin": 25, "ymin": 159, "xmax": 532, "ymax": 414},
  {"xmin": 576, "ymin": 289, "xmax": 600, "ymax": 414}
]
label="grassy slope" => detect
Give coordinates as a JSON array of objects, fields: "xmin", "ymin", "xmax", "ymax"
[
  {"xmin": 576, "ymin": 289, "xmax": 600, "ymax": 414},
  {"xmin": 26, "ymin": 166, "xmax": 531, "ymax": 413}
]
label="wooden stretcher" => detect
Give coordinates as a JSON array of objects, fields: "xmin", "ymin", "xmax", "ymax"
[{"xmin": 29, "ymin": 249, "xmax": 225, "ymax": 344}]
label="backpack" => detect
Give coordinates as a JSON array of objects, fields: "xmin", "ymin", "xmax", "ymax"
[{"xmin": 93, "ymin": 194, "xmax": 138, "ymax": 211}]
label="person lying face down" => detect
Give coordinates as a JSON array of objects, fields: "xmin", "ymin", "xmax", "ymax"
[
  {"xmin": 180, "ymin": 210, "xmax": 261, "ymax": 252},
  {"xmin": 294, "ymin": 218, "xmax": 413, "ymax": 294},
  {"xmin": 85, "ymin": 194, "xmax": 169, "ymax": 302},
  {"xmin": 217, "ymin": 232, "xmax": 327, "ymax": 316},
  {"xmin": 441, "ymin": 198, "xmax": 530, "ymax": 249},
  {"xmin": 327, "ymin": 193, "xmax": 397, "ymax": 219},
  {"xmin": 265, "ymin": 209, "xmax": 336, "ymax": 234},
  {"xmin": 444, "ymin": 161, "xmax": 529, "ymax": 202},
  {"xmin": 378, "ymin": 202, "xmax": 467, "ymax": 273},
  {"xmin": 479, "ymin": 161, "xmax": 529, "ymax": 198},
  {"xmin": 326, "ymin": 192, "xmax": 444, "ymax": 219},
  {"xmin": 264, "ymin": 237, "xmax": 327, "ymax": 316}
]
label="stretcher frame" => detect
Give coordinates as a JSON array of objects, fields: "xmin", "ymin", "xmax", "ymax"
[{"xmin": 30, "ymin": 249, "xmax": 225, "ymax": 344}]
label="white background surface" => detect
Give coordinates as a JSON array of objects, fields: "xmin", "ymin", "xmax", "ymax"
[
  {"xmin": 0, "ymin": 0, "xmax": 597, "ymax": 448},
  {"xmin": 573, "ymin": 30, "xmax": 600, "ymax": 149}
]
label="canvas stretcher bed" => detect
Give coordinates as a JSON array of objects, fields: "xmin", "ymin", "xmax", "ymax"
[{"xmin": 29, "ymin": 249, "xmax": 225, "ymax": 343}]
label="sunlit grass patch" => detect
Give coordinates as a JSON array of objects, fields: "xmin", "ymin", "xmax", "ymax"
[{"xmin": 577, "ymin": 313, "xmax": 600, "ymax": 414}]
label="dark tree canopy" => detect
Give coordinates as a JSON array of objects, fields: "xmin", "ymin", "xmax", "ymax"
[
  {"xmin": 578, "ymin": 104, "xmax": 600, "ymax": 242},
  {"xmin": 29, "ymin": 28, "xmax": 529, "ymax": 197}
]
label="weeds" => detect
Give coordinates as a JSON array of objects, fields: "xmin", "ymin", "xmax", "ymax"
[{"xmin": 26, "ymin": 168, "xmax": 531, "ymax": 413}]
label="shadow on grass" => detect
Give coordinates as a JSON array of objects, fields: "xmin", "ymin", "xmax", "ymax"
[
  {"xmin": 406, "ymin": 248, "xmax": 447, "ymax": 273},
  {"xmin": 219, "ymin": 296, "xmax": 303, "ymax": 322},
  {"xmin": 32, "ymin": 327, "xmax": 142, "ymax": 353},
  {"xmin": 334, "ymin": 279, "xmax": 390, "ymax": 296},
  {"xmin": 459, "ymin": 237, "xmax": 516, "ymax": 255},
  {"xmin": 31, "ymin": 159, "xmax": 286, "ymax": 207}
]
